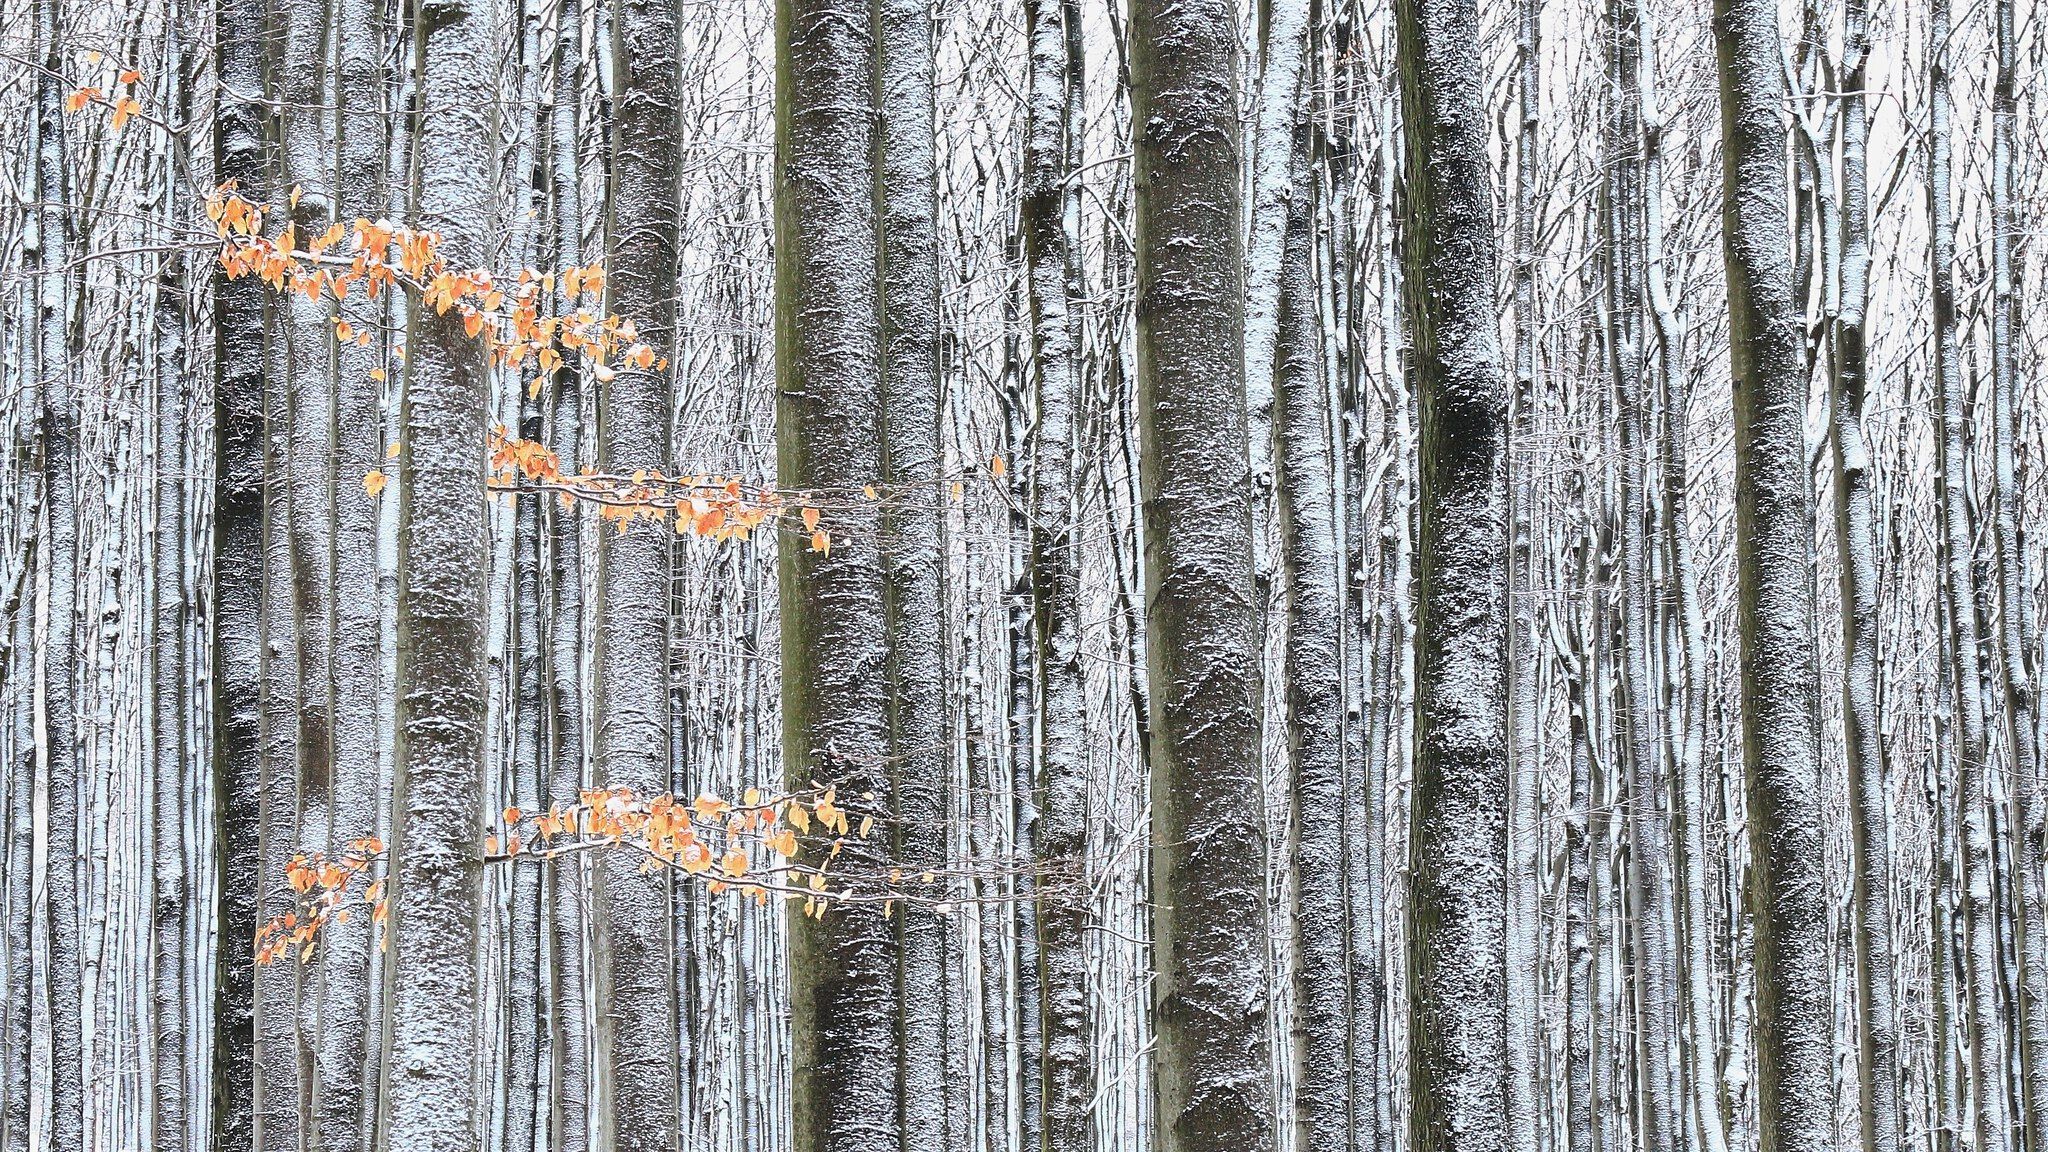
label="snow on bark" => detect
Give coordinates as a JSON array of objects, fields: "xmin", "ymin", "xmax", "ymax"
[
  {"xmin": 775, "ymin": 0, "xmax": 900, "ymax": 1147},
  {"xmin": 1019, "ymin": 0, "xmax": 1091, "ymax": 1147},
  {"xmin": 1711, "ymin": 0, "xmax": 1834, "ymax": 1147},
  {"xmin": 593, "ymin": 0, "xmax": 684, "ymax": 1144},
  {"xmin": 1394, "ymin": 0, "xmax": 1513, "ymax": 1149},
  {"xmin": 1270, "ymin": 85, "xmax": 1351, "ymax": 1152},
  {"xmin": 874, "ymin": 0, "xmax": 950, "ymax": 1142},
  {"xmin": 382, "ymin": 0, "xmax": 499, "ymax": 1144},
  {"xmin": 1127, "ymin": 0, "xmax": 1275, "ymax": 1148}
]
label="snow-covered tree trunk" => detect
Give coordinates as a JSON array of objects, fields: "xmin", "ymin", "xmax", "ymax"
[
  {"xmin": 1505, "ymin": 5, "xmax": 1542, "ymax": 1148},
  {"xmin": 1395, "ymin": 0, "xmax": 1512, "ymax": 1148},
  {"xmin": 1604, "ymin": 9, "xmax": 1680, "ymax": 1151},
  {"xmin": 1987, "ymin": 0, "xmax": 2047, "ymax": 1133},
  {"xmin": 1826, "ymin": 5, "xmax": 1899, "ymax": 1148},
  {"xmin": 210, "ymin": 0, "xmax": 270, "ymax": 1135},
  {"xmin": 874, "ymin": 0, "xmax": 950, "ymax": 1141},
  {"xmin": 593, "ymin": 0, "xmax": 683, "ymax": 1145},
  {"xmin": 1710, "ymin": 0, "xmax": 1832, "ymax": 1147},
  {"xmin": 322, "ymin": 0, "xmax": 393, "ymax": 1141},
  {"xmin": 1127, "ymin": 0, "xmax": 1273, "ymax": 1146},
  {"xmin": 1271, "ymin": 81, "xmax": 1351, "ymax": 1152},
  {"xmin": 1018, "ymin": 0, "xmax": 1091, "ymax": 1146},
  {"xmin": 30, "ymin": 0, "xmax": 84, "ymax": 1145},
  {"xmin": 382, "ymin": 0, "xmax": 499, "ymax": 1143},
  {"xmin": 1926, "ymin": 0, "xmax": 2014, "ymax": 1144},
  {"xmin": 775, "ymin": 0, "xmax": 900, "ymax": 1147},
  {"xmin": 544, "ymin": 13, "xmax": 591, "ymax": 1148},
  {"xmin": 149, "ymin": 5, "xmax": 196, "ymax": 1143}
]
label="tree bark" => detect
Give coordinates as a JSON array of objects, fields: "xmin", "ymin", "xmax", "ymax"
[
  {"xmin": 1272, "ymin": 81, "xmax": 1351, "ymax": 1152},
  {"xmin": 1926, "ymin": 1, "xmax": 2013, "ymax": 1145},
  {"xmin": 1710, "ymin": 1, "xmax": 1833, "ymax": 1149},
  {"xmin": 1126, "ymin": 0, "xmax": 1274, "ymax": 1147},
  {"xmin": 30, "ymin": 0, "xmax": 83, "ymax": 1144},
  {"xmin": 775, "ymin": 0, "xmax": 900, "ymax": 1147},
  {"xmin": 212, "ymin": 0, "xmax": 271, "ymax": 1136},
  {"xmin": 1987, "ymin": 0, "xmax": 2047, "ymax": 1134},
  {"xmin": 1827, "ymin": 5, "xmax": 1899, "ymax": 1148},
  {"xmin": 1394, "ymin": 0, "xmax": 1512, "ymax": 1150},
  {"xmin": 873, "ymin": 0, "xmax": 949, "ymax": 1144},
  {"xmin": 594, "ymin": 0, "xmax": 684, "ymax": 1145},
  {"xmin": 382, "ymin": 0, "xmax": 498, "ymax": 1143},
  {"xmin": 1019, "ymin": 0, "xmax": 1092, "ymax": 1146}
]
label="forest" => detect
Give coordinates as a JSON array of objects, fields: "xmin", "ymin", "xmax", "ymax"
[{"xmin": 0, "ymin": 0, "xmax": 2043, "ymax": 1145}]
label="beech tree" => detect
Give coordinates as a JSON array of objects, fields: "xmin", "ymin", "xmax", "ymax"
[{"xmin": 1, "ymin": 3, "xmax": 2045, "ymax": 1152}]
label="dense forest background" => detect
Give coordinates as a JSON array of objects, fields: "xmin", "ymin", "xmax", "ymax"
[{"xmin": 0, "ymin": 0, "xmax": 2044, "ymax": 1149}]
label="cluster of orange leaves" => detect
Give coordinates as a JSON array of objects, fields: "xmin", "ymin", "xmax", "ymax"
[
  {"xmin": 255, "ymin": 786, "xmax": 873, "ymax": 967},
  {"xmin": 207, "ymin": 185, "xmax": 643, "ymax": 388},
  {"xmin": 257, "ymin": 837, "xmax": 389, "ymax": 966},
  {"xmin": 62, "ymin": 51, "xmax": 146, "ymax": 131},
  {"xmin": 204, "ymin": 185, "xmax": 831, "ymax": 551},
  {"xmin": 488, "ymin": 428, "xmax": 829, "ymax": 549}
]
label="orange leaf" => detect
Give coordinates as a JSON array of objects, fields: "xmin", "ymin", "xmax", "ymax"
[{"xmin": 363, "ymin": 469, "xmax": 388, "ymax": 498}]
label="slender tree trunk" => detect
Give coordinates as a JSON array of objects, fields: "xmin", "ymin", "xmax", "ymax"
[
  {"xmin": 1927, "ymin": 1, "xmax": 2014, "ymax": 1145},
  {"xmin": 1710, "ymin": 0, "xmax": 1832, "ymax": 1148},
  {"xmin": 593, "ymin": 0, "xmax": 683, "ymax": 1145},
  {"xmin": 1561, "ymin": 593, "xmax": 1595, "ymax": 1152},
  {"xmin": 382, "ymin": 0, "xmax": 499, "ymax": 1144},
  {"xmin": 1019, "ymin": 0, "xmax": 1092, "ymax": 1146},
  {"xmin": 1505, "ymin": 3, "xmax": 1543, "ymax": 1149},
  {"xmin": 1604, "ymin": 8, "xmax": 1680, "ymax": 1151},
  {"xmin": 281, "ymin": 0, "xmax": 339, "ymax": 1132},
  {"xmin": 1127, "ymin": 0, "xmax": 1274, "ymax": 1147},
  {"xmin": 544, "ymin": 12, "xmax": 591, "ymax": 1149},
  {"xmin": 1987, "ymin": 0, "xmax": 2047, "ymax": 1135},
  {"xmin": 151, "ymin": 6, "xmax": 195, "ymax": 1144},
  {"xmin": 1394, "ymin": 0, "xmax": 1512, "ymax": 1149},
  {"xmin": 322, "ymin": 0, "xmax": 391, "ymax": 1142},
  {"xmin": 1243, "ymin": 0, "xmax": 1312, "ymax": 503},
  {"xmin": 873, "ymin": 0, "xmax": 949, "ymax": 1143},
  {"xmin": 775, "ymin": 0, "xmax": 901, "ymax": 1147},
  {"xmin": 211, "ymin": 0, "xmax": 271, "ymax": 1134},
  {"xmin": 30, "ymin": 0, "xmax": 83, "ymax": 1144},
  {"xmin": 1272, "ymin": 79, "xmax": 1351, "ymax": 1152},
  {"xmin": 1828, "ymin": 5, "xmax": 1899, "ymax": 1149},
  {"xmin": 1641, "ymin": 11, "xmax": 1728, "ymax": 1144}
]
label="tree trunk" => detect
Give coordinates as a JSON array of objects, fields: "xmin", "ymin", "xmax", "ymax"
[
  {"xmin": 1604, "ymin": 8, "xmax": 1680, "ymax": 1150},
  {"xmin": 1126, "ymin": 0, "xmax": 1274, "ymax": 1147},
  {"xmin": 1827, "ymin": 4, "xmax": 1899, "ymax": 1148},
  {"xmin": 545, "ymin": 11, "xmax": 591, "ymax": 1148},
  {"xmin": 1927, "ymin": 0, "xmax": 2014, "ymax": 1145},
  {"xmin": 1394, "ymin": 0, "xmax": 1512, "ymax": 1149},
  {"xmin": 211, "ymin": 0, "xmax": 271, "ymax": 1135},
  {"xmin": 1987, "ymin": 0, "xmax": 2047, "ymax": 1134},
  {"xmin": 594, "ymin": 0, "xmax": 684, "ymax": 1145},
  {"xmin": 1710, "ymin": 0, "xmax": 1833, "ymax": 1148},
  {"xmin": 874, "ymin": 0, "xmax": 949, "ymax": 1143},
  {"xmin": 1019, "ymin": 0, "xmax": 1092, "ymax": 1146},
  {"xmin": 322, "ymin": 0, "xmax": 392, "ymax": 1141},
  {"xmin": 30, "ymin": 0, "xmax": 83, "ymax": 1145},
  {"xmin": 775, "ymin": 0, "xmax": 900, "ymax": 1147},
  {"xmin": 1272, "ymin": 83, "xmax": 1351, "ymax": 1152},
  {"xmin": 382, "ymin": 0, "xmax": 498, "ymax": 1143}
]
